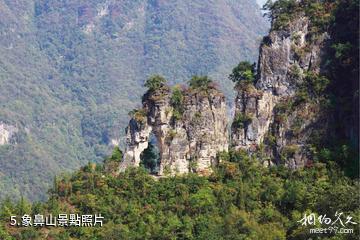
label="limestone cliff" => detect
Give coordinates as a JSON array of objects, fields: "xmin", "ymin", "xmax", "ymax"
[
  {"xmin": 231, "ymin": 15, "xmax": 329, "ymax": 168},
  {"xmin": 0, "ymin": 122, "xmax": 18, "ymax": 145},
  {"xmin": 121, "ymin": 85, "xmax": 228, "ymax": 175}
]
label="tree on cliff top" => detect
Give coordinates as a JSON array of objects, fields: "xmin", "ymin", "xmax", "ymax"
[
  {"xmin": 144, "ymin": 75, "xmax": 168, "ymax": 91},
  {"xmin": 188, "ymin": 76, "xmax": 214, "ymax": 91},
  {"xmin": 263, "ymin": 0, "xmax": 299, "ymax": 29},
  {"xmin": 229, "ymin": 61, "xmax": 256, "ymax": 85}
]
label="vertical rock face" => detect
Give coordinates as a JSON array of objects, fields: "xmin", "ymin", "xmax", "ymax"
[
  {"xmin": 121, "ymin": 86, "xmax": 228, "ymax": 175},
  {"xmin": 232, "ymin": 16, "xmax": 329, "ymax": 168},
  {"xmin": 120, "ymin": 118, "xmax": 153, "ymax": 172},
  {"xmin": 0, "ymin": 122, "xmax": 17, "ymax": 145}
]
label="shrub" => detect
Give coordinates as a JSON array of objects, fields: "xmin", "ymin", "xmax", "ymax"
[
  {"xmin": 332, "ymin": 42, "xmax": 352, "ymax": 60},
  {"xmin": 189, "ymin": 157, "xmax": 198, "ymax": 172},
  {"xmin": 305, "ymin": 2, "xmax": 332, "ymax": 33},
  {"xmin": 170, "ymin": 85, "xmax": 184, "ymax": 121},
  {"xmin": 217, "ymin": 151, "xmax": 230, "ymax": 162},
  {"xmin": 275, "ymin": 102, "xmax": 289, "ymax": 113},
  {"xmin": 232, "ymin": 112, "xmax": 252, "ymax": 129},
  {"xmin": 188, "ymin": 76, "xmax": 213, "ymax": 91},
  {"xmin": 163, "ymin": 165, "xmax": 171, "ymax": 176},
  {"xmin": 265, "ymin": 132, "xmax": 277, "ymax": 146},
  {"xmin": 290, "ymin": 118, "xmax": 304, "ymax": 137},
  {"xmin": 229, "ymin": 61, "xmax": 256, "ymax": 85},
  {"xmin": 172, "ymin": 110, "xmax": 182, "ymax": 121},
  {"xmin": 109, "ymin": 146, "xmax": 123, "ymax": 162},
  {"xmin": 304, "ymin": 71, "xmax": 330, "ymax": 97},
  {"xmin": 274, "ymin": 113, "xmax": 287, "ymax": 124},
  {"xmin": 282, "ymin": 144, "xmax": 299, "ymax": 158},
  {"xmin": 294, "ymin": 87, "xmax": 309, "ymax": 105},
  {"xmin": 194, "ymin": 111, "xmax": 201, "ymax": 120},
  {"xmin": 129, "ymin": 108, "xmax": 147, "ymax": 124},
  {"xmin": 291, "ymin": 32, "xmax": 302, "ymax": 44},
  {"xmin": 140, "ymin": 143, "xmax": 159, "ymax": 174},
  {"xmin": 165, "ymin": 130, "xmax": 177, "ymax": 145},
  {"xmin": 170, "ymin": 85, "xmax": 184, "ymax": 109},
  {"xmin": 263, "ymin": 0, "xmax": 299, "ymax": 30},
  {"xmin": 292, "ymin": 44, "xmax": 307, "ymax": 61},
  {"xmin": 144, "ymin": 75, "xmax": 167, "ymax": 91},
  {"xmin": 288, "ymin": 64, "xmax": 302, "ymax": 80},
  {"xmin": 274, "ymin": 100, "xmax": 293, "ymax": 115}
]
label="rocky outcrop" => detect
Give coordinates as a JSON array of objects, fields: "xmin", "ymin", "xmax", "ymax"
[
  {"xmin": 121, "ymin": 86, "xmax": 228, "ymax": 175},
  {"xmin": 231, "ymin": 15, "xmax": 329, "ymax": 168},
  {"xmin": 121, "ymin": 14, "xmax": 333, "ymax": 172},
  {"xmin": 0, "ymin": 122, "xmax": 18, "ymax": 145}
]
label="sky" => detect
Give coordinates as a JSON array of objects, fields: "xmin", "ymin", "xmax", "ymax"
[{"xmin": 256, "ymin": 0, "xmax": 268, "ymax": 8}]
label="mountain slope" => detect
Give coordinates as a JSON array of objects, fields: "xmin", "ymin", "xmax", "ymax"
[
  {"xmin": 0, "ymin": 1, "xmax": 358, "ymax": 239},
  {"xmin": 0, "ymin": 0, "xmax": 268, "ymax": 201}
]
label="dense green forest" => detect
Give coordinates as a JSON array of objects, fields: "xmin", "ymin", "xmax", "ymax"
[
  {"xmin": 0, "ymin": 148, "xmax": 358, "ymax": 239},
  {"xmin": 0, "ymin": 0, "xmax": 359, "ymax": 239}
]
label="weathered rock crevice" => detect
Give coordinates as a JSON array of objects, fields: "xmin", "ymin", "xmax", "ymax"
[
  {"xmin": 0, "ymin": 122, "xmax": 18, "ymax": 146},
  {"xmin": 120, "ymin": 15, "xmax": 335, "ymax": 173},
  {"xmin": 121, "ymin": 86, "xmax": 228, "ymax": 176},
  {"xmin": 231, "ymin": 16, "xmax": 329, "ymax": 168}
]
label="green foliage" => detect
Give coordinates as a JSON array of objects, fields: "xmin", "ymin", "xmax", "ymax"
[
  {"xmin": 0, "ymin": 225, "xmax": 13, "ymax": 240},
  {"xmin": 165, "ymin": 130, "xmax": 177, "ymax": 145},
  {"xmin": 332, "ymin": 42, "xmax": 352, "ymax": 60},
  {"xmin": 216, "ymin": 151, "xmax": 230, "ymax": 162},
  {"xmin": 281, "ymin": 145, "xmax": 299, "ymax": 160},
  {"xmin": 190, "ymin": 188, "xmax": 216, "ymax": 214},
  {"xmin": 288, "ymin": 64, "xmax": 302, "ymax": 80},
  {"xmin": 304, "ymin": 71, "xmax": 330, "ymax": 97},
  {"xmin": 273, "ymin": 100, "xmax": 293, "ymax": 124},
  {"xmin": 103, "ymin": 147, "xmax": 123, "ymax": 175},
  {"xmin": 304, "ymin": 1, "xmax": 333, "ymax": 34},
  {"xmin": 264, "ymin": 0, "xmax": 333, "ymax": 32},
  {"xmin": 263, "ymin": 0, "xmax": 299, "ymax": 30},
  {"xmin": 188, "ymin": 76, "xmax": 213, "ymax": 91},
  {"xmin": 191, "ymin": 112, "xmax": 203, "ymax": 125},
  {"xmin": 228, "ymin": 61, "xmax": 256, "ymax": 85},
  {"xmin": 189, "ymin": 157, "xmax": 199, "ymax": 173},
  {"xmin": 109, "ymin": 146, "xmax": 123, "ymax": 162},
  {"xmin": 172, "ymin": 110, "xmax": 182, "ymax": 122},
  {"xmin": 290, "ymin": 117, "xmax": 304, "ymax": 137},
  {"xmin": 144, "ymin": 75, "xmax": 168, "ymax": 92},
  {"xmin": 170, "ymin": 86, "xmax": 184, "ymax": 110},
  {"xmin": 170, "ymin": 85, "xmax": 185, "ymax": 121},
  {"xmin": 275, "ymin": 100, "xmax": 293, "ymax": 114},
  {"xmin": 128, "ymin": 108, "xmax": 147, "ymax": 124},
  {"xmin": 140, "ymin": 143, "xmax": 159, "ymax": 174},
  {"xmin": 16, "ymin": 196, "xmax": 32, "ymax": 217},
  {"xmin": 0, "ymin": 147, "xmax": 359, "ymax": 239},
  {"xmin": 264, "ymin": 132, "xmax": 277, "ymax": 147},
  {"xmin": 232, "ymin": 112, "xmax": 253, "ymax": 129},
  {"xmin": 294, "ymin": 87, "xmax": 310, "ymax": 105}
]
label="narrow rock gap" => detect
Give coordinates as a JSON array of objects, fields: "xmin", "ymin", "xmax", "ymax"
[{"xmin": 140, "ymin": 132, "xmax": 160, "ymax": 175}]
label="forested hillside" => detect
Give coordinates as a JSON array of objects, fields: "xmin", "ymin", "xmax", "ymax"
[
  {"xmin": 0, "ymin": 148, "xmax": 358, "ymax": 239},
  {"xmin": 0, "ymin": 0, "xmax": 268, "ymax": 201},
  {"xmin": 0, "ymin": 0, "xmax": 358, "ymax": 239}
]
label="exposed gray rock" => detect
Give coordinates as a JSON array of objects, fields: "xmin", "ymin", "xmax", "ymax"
[
  {"xmin": 120, "ymin": 119, "xmax": 153, "ymax": 172},
  {"xmin": 121, "ymin": 86, "xmax": 228, "ymax": 176},
  {"xmin": 0, "ymin": 122, "xmax": 18, "ymax": 145},
  {"xmin": 231, "ymin": 16, "xmax": 329, "ymax": 167}
]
